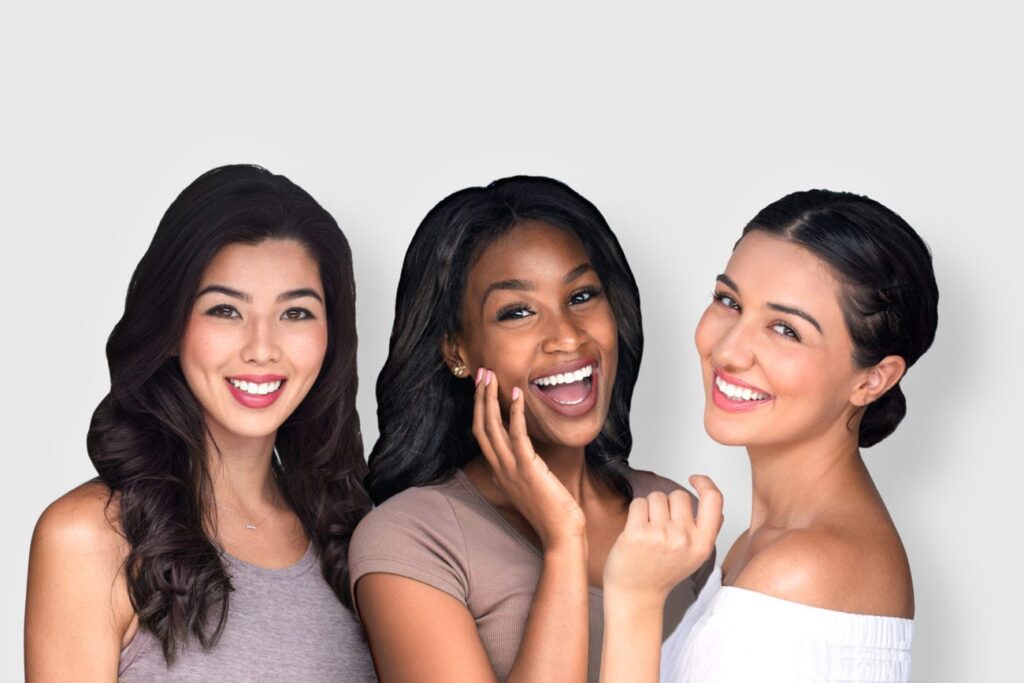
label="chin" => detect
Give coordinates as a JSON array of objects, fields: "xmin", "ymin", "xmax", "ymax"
[
  {"xmin": 208, "ymin": 412, "xmax": 285, "ymax": 441},
  {"xmin": 703, "ymin": 412, "xmax": 752, "ymax": 447}
]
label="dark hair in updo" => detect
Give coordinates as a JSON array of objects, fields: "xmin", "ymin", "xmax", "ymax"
[{"xmin": 741, "ymin": 190, "xmax": 939, "ymax": 447}]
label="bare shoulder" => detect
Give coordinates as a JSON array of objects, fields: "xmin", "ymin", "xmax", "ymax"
[
  {"xmin": 732, "ymin": 525, "xmax": 913, "ymax": 618},
  {"xmin": 31, "ymin": 481, "xmax": 128, "ymax": 570}
]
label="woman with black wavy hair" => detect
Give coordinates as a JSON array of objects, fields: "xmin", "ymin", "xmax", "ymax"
[
  {"xmin": 349, "ymin": 175, "xmax": 719, "ymax": 682},
  {"xmin": 26, "ymin": 165, "xmax": 376, "ymax": 681},
  {"xmin": 600, "ymin": 190, "xmax": 938, "ymax": 682}
]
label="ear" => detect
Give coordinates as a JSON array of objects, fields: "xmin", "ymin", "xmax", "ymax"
[
  {"xmin": 440, "ymin": 334, "xmax": 470, "ymax": 378},
  {"xmin": 849, "ymin": 355, "xmax": 906, "ymax": 407}
]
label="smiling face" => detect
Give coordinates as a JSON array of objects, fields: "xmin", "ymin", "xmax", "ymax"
[
  {"xmin": 451, "ymin": 221, "xmax": 618, "ymax": 451},
  {"xmin": 179, "ymin": 239, "xmax": 328, "ymax": 446},
  {"xmin": 694, "ymin": 231, "xmax": 874, "ymax": 449}
]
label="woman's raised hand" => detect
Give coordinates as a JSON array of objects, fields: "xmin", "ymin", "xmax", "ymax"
[
  {"xmin": 603, "ymin": 476, "xmax": 723, "ymax": 601},
  {"xmin": 472, "ymin": 368, "xmax": 587, "ymax": 549}
]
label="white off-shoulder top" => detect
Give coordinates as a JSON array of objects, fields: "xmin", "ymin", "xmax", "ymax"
[{"xmin": 660, "ymin": 567, "xmax": 913, "ymax": 682}]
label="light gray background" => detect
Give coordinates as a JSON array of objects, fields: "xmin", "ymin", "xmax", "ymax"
[{"xmin": 2, "ymin": 2, "xmax": 1019, "ymax": 680}]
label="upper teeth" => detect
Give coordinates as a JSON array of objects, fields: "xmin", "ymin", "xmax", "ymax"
[
  {"xmin": 533, "ymin": 364, "xmax": 594, "ymax": 387},
  {"xmin": 229, "ymin": 379, "xmax": 283, "ymax": 395},
  {"xmin": 715, "ymin": 375, "xmax": 769, "ymax": 401}
]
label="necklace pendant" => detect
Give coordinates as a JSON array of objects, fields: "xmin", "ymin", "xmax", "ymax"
[{"xmin": 244, "ymin": 523, "xmax": 257, "ymax": 530}]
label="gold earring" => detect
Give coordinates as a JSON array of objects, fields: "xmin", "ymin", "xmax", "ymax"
[{"xmin": 451, "ymin": 362, "xmax": 468, "ymax": 377}]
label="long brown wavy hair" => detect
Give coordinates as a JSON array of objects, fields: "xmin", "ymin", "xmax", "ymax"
[{"xmin": 87, "ymin": 164, "xmax": 370, "ymax": 661}]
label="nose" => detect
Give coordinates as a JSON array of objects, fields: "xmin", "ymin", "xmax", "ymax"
[
  {"xmin": 710, "ymin": 317, "xmax": 756, "ymax": 371},
  {"xmin": 540, "ymin": 309, "xmax": 588, "ymax": 355},
  {"xmin": 241, "ymin": 316, "xmax": 281, "ymax": 365}
]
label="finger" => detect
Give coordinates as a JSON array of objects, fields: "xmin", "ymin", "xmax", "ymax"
[
  {"xmin": 507, "ymin": 386, "xmax": 540, "ymax": 467},
  {"xmin": 646, "ymin": 491, "xmax": 670, "ymax": 526},
  {"xmin": 625, "ymin": 497, "xmax": 649, "ymax": 532},
  {"xmin": 689, "ymin": 474, "xmax": 725, "ymax": 538},
  {"xmin": 472, "ymin": 368, "xmax": 502, "ymax": 471},
  {"xmin": 483, "ymin": 370, "xmax": 514, "ymax": 466},
  {"xmin": 667, "ymin": 489, "xmax": 696, "ymax": 527}
]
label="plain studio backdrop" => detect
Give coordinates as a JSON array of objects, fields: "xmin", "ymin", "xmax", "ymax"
[{"xmin": 1, "ymin": 2, "xmax": 1018, "ymax": 680}]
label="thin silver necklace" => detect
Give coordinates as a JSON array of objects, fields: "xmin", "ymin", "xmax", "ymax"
[{"xmin": 215, "ymin": 446, "xmax": 284, "ymax": 531}]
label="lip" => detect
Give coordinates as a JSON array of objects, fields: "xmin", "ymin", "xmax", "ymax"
[
  {"xmin": 710, "ymin": 369, "xmax": 773, "ymax": 413},
  {"xmin": 529, "ymin": 358, "xmax": 600, "ymax": 418},
  {"xmin": 225, "ymin": 374, "xmax": 287, "ymax": 409},
  {"xmin": 529, "ymin": 358, "xmax": 597, "ymax": 383}
]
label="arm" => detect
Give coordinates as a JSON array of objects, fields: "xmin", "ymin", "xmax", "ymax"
[
  {"xmin": 25, "ymin": 483, "xmax": 135, "ymax": 682},
  {"xmin": 475, "ymin": 370, "xmax": 589, "ymax": 683},
  {"xmin": 357, "ymin": 535, "xmax": 585, "ymax": 683},
  {"xmin": 600, "ymin": 477, "xmax": 723, "ymax": 683},
  {"xmin": 355, "ymin": 371, "xmax": 589, "ymax": 683}
]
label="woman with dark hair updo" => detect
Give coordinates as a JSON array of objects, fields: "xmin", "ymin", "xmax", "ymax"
[
  {"xmin": 599, "ymin": 190, "xmax": 939, "ymax": 682},
  {"xmin": 25, "ymin": 165, "xmax": 376, "ymax": 681},
  {"xmin": 348, "ymin": 176, "xmax": 720, "ymax": 682}
]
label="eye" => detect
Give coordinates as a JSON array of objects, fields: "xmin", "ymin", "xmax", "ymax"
[
  {"xmin": 282, "ymin": 307, "xmax": 315, "ymax": 321},
  {"xmin": 205, "ymin": 304, "xmax": 241, "ymax": 319},
  {"xmin": 495, "ymin": 303, "xmax": 535, "ymax": 322},
  {"xmin": 712, "ymin": 291, "xmax": 741, "ymax": 312},
  {"xmin": 569, "ymin": 286, "xmax": 602, "ymax": 306},
  {"xmin": 770, "ymin": 321, "xmax": 800, "ymax": 341}
]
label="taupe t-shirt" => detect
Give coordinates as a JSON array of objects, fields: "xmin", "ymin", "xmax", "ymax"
[{"xmin": 349, "ymin": 468, "xmax": 715, "ymax": 682}]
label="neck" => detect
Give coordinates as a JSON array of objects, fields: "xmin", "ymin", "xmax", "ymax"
[
  {"xmin": 534, "ymin": 442, "xmax": 591, "ymax": 501},
  {"xmin": 746, "ymin": 427, "xmax": 866, "ymax": 530},
  {"xmin": 205, "ymin": 428, "xmax": 279, "ymax": 506}
]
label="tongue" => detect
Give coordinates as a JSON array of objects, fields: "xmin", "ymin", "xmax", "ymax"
[{"xmin": 540, "ymin": 378, "xmax": 591, "ymax": 405}]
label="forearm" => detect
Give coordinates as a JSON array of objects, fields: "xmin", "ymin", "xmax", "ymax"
[
  {"xmin": 507, "ymin": 536, "xmax": 589, "ymax": 683},
  {"xmin": 599, "ymin": 588, "xmax": 667, "ymax": 683}
]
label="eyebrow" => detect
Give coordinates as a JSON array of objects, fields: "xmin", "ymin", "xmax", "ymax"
[
  {"xmin": 715, "ymin": 273, "xmax": 822, "ymax": 334},
  {"xmin": 767, "ymin": 303, "xmax": 822, "ymax": 333},
  {"xmin": 196, "ymin": 285, "xmax": 323, "ymax": 304},
  {"xmin": 480, "ymin": 262, "xmax": 594, "ymax": 310}
]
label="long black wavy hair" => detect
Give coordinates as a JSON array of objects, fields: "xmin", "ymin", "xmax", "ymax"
[
  {"xmin": 741, "ymin": 189, "xmax": 939, "ymax": 447},
  {"xmin": 366, "ymin": 175, "xmax": 642, "ymax": 504},
  {"xmin": 87, "ymin": 165, "xmax": 370, "ymax": 662}
]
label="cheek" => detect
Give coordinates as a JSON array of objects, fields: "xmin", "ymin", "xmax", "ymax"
[
  {"xmin": 694, "ymin": 308, "xmax": 724, "ymax": 358},
  {"xmin": 179, "ymin": 318, "xmax": 231, "ymax": 378},
  {"xmin": 288, "ymin": 324, "xmax": 329, "ymax": 376}
]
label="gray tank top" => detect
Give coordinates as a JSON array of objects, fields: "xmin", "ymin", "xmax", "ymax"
[{"xmin": 118, "ymin": 543, "xmax": 377, "ymax": 681}]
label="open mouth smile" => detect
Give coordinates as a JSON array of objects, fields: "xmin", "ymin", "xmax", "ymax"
[
  {"xmin": 712, "ymin": 370, "xmax": 773, "ymax": 412},
  {"xmin": 530, "ymin": 359, "xmax": 599, "ymax": 417}
]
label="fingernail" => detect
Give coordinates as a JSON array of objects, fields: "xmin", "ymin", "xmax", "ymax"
[
  {"xmin": 485, "ymin": 370, "xmax": 493, "ymax": 386},
  {"xmin": 475, "ymin": 367, "xmax": 484, "ymax": 384},
  {"xmin": 512, "ymin": 387, "xmax": 521, "ymax": 401}
]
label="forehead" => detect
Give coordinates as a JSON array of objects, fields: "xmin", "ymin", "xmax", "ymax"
[
  {"xmin": 200, "ymin": 239, "xmax": 321, "ymax": 289},
  {"xmin": 468, "ymin": 221, "xmax": 589, "ymax": 285},
  {"xmin": 726, "ymin": 232, "xmax": 845, "ymax": 320}
]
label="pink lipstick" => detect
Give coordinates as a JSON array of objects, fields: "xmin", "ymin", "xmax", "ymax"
[
  {"xmin": 225, "ymin": 374, "xmax": 287, "ymax": 409},
  {"xmin": 711, "ymin": 369, "xmax": 773, "ymax": 413}
]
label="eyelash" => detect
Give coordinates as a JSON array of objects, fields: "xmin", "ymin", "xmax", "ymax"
[
  {"xmin": 495, "ymin": 286, "xmax": 604, "ymax": 322},
  {"xmin": 712, "ymin": 291, "xmax": 801, "ymax": 342},
  {"xmin": 203, "ymin": 305, "xmax": 316, "ymax": 321},
  {"xmin": 712, "ymin": 291, "xmax": 741, "ymax": 311}
]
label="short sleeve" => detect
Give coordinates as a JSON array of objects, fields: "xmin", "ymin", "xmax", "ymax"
[{"xmin": 348, "ymin": 487, "xmax": 470, "ymax": 618}]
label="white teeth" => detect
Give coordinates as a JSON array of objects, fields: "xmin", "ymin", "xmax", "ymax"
[
  {"xmin": 229, "ymin": 379, "xmax": 283, "ymax": 395},
  {"xmin": 533, "ymin": 364, "xmax": 594, "ymax": 387},
  {"xmin": 715, "ymin": 375, "xmax": 769, "ymax": 401}
]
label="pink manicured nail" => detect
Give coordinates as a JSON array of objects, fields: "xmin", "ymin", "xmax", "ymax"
[
  {"xmin": 512, "ymin": 387, "xmax": 521, "ymax": 401},
  {"xmin": 485, "ymin": 370, "xmax": 493, "ymax": 386},
  {"xmin": 475, "ymin": 367, "xmax": 484, "ymax": 384}
]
